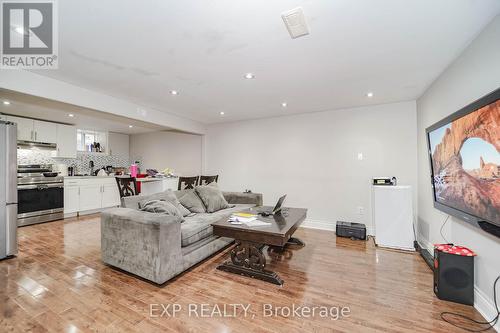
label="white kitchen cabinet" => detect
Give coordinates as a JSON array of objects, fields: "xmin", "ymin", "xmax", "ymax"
[
  {"xmin": 5, "ymin": 116, "xmax": 57, "ymax": 143},
  {"xmin": 64, "ymin": 185, "xmax": 80, "ymax": 214},
  {"xmin": 53, "ymin": 124, "xmax": 77, "ymax": 158},
  {"xmin": 108, "ymin": 132, "xmax": 129, "ymax": 158},
  {"xmin": 33, "ymin": 120, "xmax": 57, "ymax": 143},
  {"xmin": 0, "ymin": 114, "xmax": 7, "ymax": 121},
  {"xmin": 101, "ymin": 183, "xmax": 121, "ymax": 208},
  {"xmin": 6, "ymin": 116, "xmax": 34, "ymax": 141},
  {"xmin": 78, "ymin": 184, "xmax": 103, "ymax": 212},
  {"xmin": 64, "ymin": 177, "xmax": 120, "ymax": 215}
]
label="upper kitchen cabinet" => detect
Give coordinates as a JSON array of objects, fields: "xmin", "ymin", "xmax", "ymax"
[
  {"xmin": 52, "ymin": 124, "xmax": 77, "ymax": 158},
  {"xmin": 6, "ymin": 116, "xmax": 57, "ymax": 143},
  {"xmin": 6, "ymin": 115, "xmax": 35, "ymax": 141},
  {"xmin": 108, "ymin": 132, "xmax": 129, "ymax": 159},
  {"xmin": 33, "ymin": 120, "xmax": 57, "ymax": 143}
]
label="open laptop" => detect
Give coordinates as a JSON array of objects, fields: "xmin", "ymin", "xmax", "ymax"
[{"xmin": 258, "ymin": 195, "xmax": 287, "ymax": 217}]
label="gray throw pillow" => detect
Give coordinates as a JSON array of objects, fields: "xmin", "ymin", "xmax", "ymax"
[
  {"xmin": 195, "ymin": 183, "xmax": 231, "ymax": 213},
  {"xmin": 177, "ymin": 189, "xmax": 206, "ymax": 213},
  {"xmin": 139, "ymin": 199, "xmax": 184, "ymax": 221},
  {"xmin": 139, "ymin": 190, "xmax": 191, "ymax": 217}
]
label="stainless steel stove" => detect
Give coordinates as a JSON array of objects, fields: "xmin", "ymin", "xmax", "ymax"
[{"xmin": 17, "ymin": 165, "xmax": 64, "ymax": 226}]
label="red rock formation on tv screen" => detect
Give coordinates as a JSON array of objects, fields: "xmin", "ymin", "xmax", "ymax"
[{"xmin": 432, "ymin": 100, "xmax": 499, "ymax": 223}]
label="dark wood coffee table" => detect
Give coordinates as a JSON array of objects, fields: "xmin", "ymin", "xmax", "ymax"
[{"xmin": 212, "ymin": 206, "xmax": 307, "ymax": 285}]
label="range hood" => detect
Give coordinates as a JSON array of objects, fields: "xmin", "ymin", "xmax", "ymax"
[{"xmin": 17, "ymin": 140, "xmax": 57, "ymax": 149}]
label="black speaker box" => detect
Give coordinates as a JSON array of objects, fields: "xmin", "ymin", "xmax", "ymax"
[{"xmin": 434, "ymin": 247, "xmax": 474, "ymax": 306}]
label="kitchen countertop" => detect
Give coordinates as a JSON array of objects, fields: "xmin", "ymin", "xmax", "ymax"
[
  {"xmin": 136, "ymin": 176, "xmax": 178, "ymax": 182},
  {"xmin": 64, "ymin": 175, "xmax": 116, "ymax": 179}
]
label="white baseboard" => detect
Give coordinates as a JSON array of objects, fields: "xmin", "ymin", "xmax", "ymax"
[
  {"xmin": 474, "ymin": 286, "xmax": 500, "ymax": 332},
  {"xmin": 301, "ymin": 219, "xmax": 374, "ymax": 235}
]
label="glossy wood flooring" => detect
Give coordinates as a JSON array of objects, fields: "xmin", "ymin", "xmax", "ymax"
[{"xmin": 0, "ymin": 214, "xmax": 491, "ymax": 332}]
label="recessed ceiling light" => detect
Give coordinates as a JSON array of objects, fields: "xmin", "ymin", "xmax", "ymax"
[
  {"xmin": 281, "ymin": 102, "xmax": 288, "ymax": 108},
  {"xmin": 367, "ymin": 92, "xmax": 374, "ymax": 98},
  {"xmin": 244, "ymin": 73, "xmax": 255, "ymax": 79},
  {"xmin": 219, "ymin": 112, "xmax": 225, "ymax": 116},
  {"xmin": 170, "ymin": 90, "xmax": 178, "ymax": 95},
  {"xmin": 129, "ymin": 125, "xmax": 133, "ymax": 128},
  {"xmin": 3, "ymin": 100, "xmax": 11, "ymax": 105},
  {"xmin": 68, "ymin": 113, "xmax": 74, "ymax": 117}
]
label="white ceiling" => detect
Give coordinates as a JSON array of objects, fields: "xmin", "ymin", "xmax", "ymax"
[
  {"xmin": 31, "ymin": 0, "xmax": 500, "ymax": 124},
  {"xmin": 0, "ymin": 89, "xmax": 171, "ymax": 134}
]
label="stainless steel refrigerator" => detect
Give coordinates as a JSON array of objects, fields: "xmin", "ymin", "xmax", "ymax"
[{"xmin": 0, "ymin": 120, "xmax": 17, "ymax": 259}]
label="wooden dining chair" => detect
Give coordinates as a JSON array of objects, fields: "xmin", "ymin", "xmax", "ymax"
[
  {"xmin": 178, "ymin": 176, "xmax": 199, "ymax": 190},
  {"xmin": 199, "ymin": 175, "xmax": 219, "ymax": 186},
  {"xmin": 115, "ymin": 176, "xmax": 138, "ymax": 197}
]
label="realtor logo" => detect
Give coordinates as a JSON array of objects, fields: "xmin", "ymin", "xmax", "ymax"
[{"xmin": 1, "ymin": 0, "xmax": 58, "ymax": 69}]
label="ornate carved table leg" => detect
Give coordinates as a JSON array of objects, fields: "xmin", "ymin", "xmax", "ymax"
[{"xmin": 217, "ymin": 241, "xmax": 284, "ymax": 285}]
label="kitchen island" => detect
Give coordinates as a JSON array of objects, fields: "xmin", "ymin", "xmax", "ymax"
[{"xmin": 136, "ymin": 177, "xmax": 178, "ymax": 195}]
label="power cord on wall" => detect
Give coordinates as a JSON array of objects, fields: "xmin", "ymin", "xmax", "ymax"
[
  {"xmin": 441, "ymin": 275, "xmax": 500, "ymax": 332},
  {"xmin": 440, "ymin": 215, "xmax": 451, "ymax": 244}
]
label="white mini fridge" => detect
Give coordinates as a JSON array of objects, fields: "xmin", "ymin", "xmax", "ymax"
[{"xmin": 372, "ymin": 185, "xmax": 415, "ymax": 251}]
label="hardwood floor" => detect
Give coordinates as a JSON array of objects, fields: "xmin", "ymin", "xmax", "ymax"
[{"xmin": 0, "ymin": 214, "xmax": 492, "ymax": 332}]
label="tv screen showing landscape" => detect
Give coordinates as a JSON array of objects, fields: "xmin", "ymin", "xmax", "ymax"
[{"xmin": 427, "ymin": 94, "xmax": 499, "ymax": 227}]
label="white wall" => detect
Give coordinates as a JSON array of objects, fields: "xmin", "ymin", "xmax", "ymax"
[
  {"xmin": 129, "ymin": 131, "xmax": 202, "ymax": 176},
  {"xmin": 416, "ymin": 16, "xmax": 500, "ymax": 330},
  {"xmin": 205, "ymin": 101, "xmax": 418, "ymax": 233}
]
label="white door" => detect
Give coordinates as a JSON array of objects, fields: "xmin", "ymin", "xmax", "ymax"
[
  {"xmin": 64, "ymin": 186, "xmax": 80, "ymax": 214},
  {"xmin": 6, "ymin": 116, "xmax": 34, "ymax": 141},
  {"xmin": 55, "ymin": 124, "xmax": 77, "ymax": 158},
  {"xmin": 33, "ymin": 120, "xmax": 57, "ymax": 143},
  {"xmin": 78, "ymin": 184, "xmax": 102, "ymax": 211},
  {"xmin": 101, "ymin": 183, "xmax": 120, "ymax": 208}
]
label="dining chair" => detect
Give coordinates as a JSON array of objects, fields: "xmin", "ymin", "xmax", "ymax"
[
  {"xmin": 115, "ymin": 176, "xmax": 138, "ymax": 197},
  {"xmin": 178, "ymin": 176, "xmax": 199, "ymax": 190},
  {"xmin": 199, "ymin": 175, "xmax": 219, "ymax": 186}
]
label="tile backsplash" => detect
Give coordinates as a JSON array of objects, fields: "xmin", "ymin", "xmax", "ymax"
[{"xmin": 17, "ymin": 149, "xmax": 130, "ymax": 175}]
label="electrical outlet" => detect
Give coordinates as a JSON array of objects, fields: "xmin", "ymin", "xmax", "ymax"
[{"xmin": 357, "ymin": 206, "xmax": 364, "ymax": 215}]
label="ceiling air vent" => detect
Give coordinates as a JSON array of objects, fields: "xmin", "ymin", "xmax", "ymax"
[{"xmin": 281, "ymin": 7, "xmax": 309, "ymax": 39}]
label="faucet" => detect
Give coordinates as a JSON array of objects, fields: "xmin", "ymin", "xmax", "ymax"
[{"xmin": 89, "ymin": 160, "xmax": 94, "ymax": 176}]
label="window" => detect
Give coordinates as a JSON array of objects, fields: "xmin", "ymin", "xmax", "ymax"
[{"xmin": 77, "ymin": 129, "xmax": 107, "ymax": 153}]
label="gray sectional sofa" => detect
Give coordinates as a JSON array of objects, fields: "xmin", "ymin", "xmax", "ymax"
[{"xmin": 101, "ymin": 190, "xmax": 262, "ymax": 284}]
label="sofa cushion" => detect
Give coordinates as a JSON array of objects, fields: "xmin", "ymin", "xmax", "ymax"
[
  {"xmin": 139, "ymin": 200, "xmax": 185, "ymax": 221},
  {"xmin": 180, "ymin": 204, "xmax": 254, "ymax": 247},
  {"xmin": 136, "ymin": 190, "xmax": 191, "ymax": 217},
  {"xmin": 195, "ymin": 183, "xmax": 232, "ymax": 213},
  {"xmin": 176, "ymin": 189, "xmax": 206, "ymax": 213}
]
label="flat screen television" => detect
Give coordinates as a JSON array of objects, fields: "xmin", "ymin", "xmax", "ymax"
[{"xmin": 426, "ymin": 88, "xmax": 500, "ymax": 237}]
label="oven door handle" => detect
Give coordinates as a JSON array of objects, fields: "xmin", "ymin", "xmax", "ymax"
[{"xmin": 18, "ymin": 183, "xmax": 64, "ymax": 190}]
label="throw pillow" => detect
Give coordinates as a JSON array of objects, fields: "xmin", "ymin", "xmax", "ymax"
[
  {"xmin": 138, "ymin": 190, "xmax": 191, "ymax": 217},
  {"xmin": 195, "ymin": 183, "xmax": 231, "ymax": 213},
  {"xmin": 176, "ymin": 189, "xmax": 206, "ymax": 213},
  {"xmin": 139, "ymin": 199, "xmax": 184, "ymax": 221}
]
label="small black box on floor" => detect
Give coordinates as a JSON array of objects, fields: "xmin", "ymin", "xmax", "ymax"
[
  {"xmin": 434, "ymin": 244, "xmax": 475, "ymax": 306},
  {"xmin": 336, "ymin": 221, "xmax": 366, "ymax": 240}
]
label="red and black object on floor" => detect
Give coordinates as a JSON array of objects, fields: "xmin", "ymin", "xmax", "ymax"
[{"xmin": 434, "ymin": 244, "xmax": 476, "ymax": 306}]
